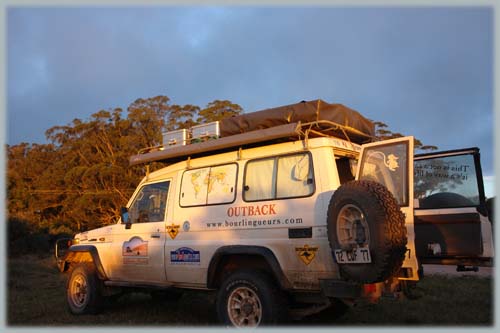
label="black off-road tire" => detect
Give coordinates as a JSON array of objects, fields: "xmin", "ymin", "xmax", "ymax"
[
  {"xmin": 216, "ymin": 270, "xmax": 288, "ymax": 327},
  {"xmin": 327, "ymin": 180, "xmax": 407, "ymax": 283},
  {"xmin": 66, "ymin": 263, "xmax": 104, "ymax": 314}
]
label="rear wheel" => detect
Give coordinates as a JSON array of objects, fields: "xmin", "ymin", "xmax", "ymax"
[
  {"xmin": 216, "ymin": 270, "xmax": 288, "ymax": 327},
  {"xmin": 327, "ymin": 180, "xmax": 407, "ymax": 283}
]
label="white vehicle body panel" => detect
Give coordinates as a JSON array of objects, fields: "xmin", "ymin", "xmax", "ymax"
[{"xmin": 71, "ymin": 135, "xmax": 493, "ymax": 290}]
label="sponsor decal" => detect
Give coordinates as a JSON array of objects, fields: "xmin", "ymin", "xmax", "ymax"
[
  {"xmin": 123, "ymin": 257, "xmax": 148, "ymax": 265},
  {"xmin": 366, "ymin": 151, "xmax": 400, "ymax": 172},
  {"xmin": 206, "ymin": 216, "xmax": 304, "ymax": 229},
  {"xmin": 170, "ymin": 247, "xmax": 200, "ymax": 265},
  {"xmin": 202, "ymin": 204, "xmax": 306, "ymax": 230},
  {"xmin": 122, "ymin": 237, "xmax": 148, "ymax": 265},
  {"xmin": 295, "ymin": 245, "xmax": 319, "ymax": 265},
  {"xmin": 183, "ymin": 221, "xmax": 190, "ymax": 232},
  {"xmin": 166, "ymin": 223, "xmax": 180, "ymax": 239},
  {"xmin": 227, "ymin": 204, "xmax": 277, "ymax": 217}
]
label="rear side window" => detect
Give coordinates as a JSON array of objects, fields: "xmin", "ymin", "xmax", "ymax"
[
  {"xmin": 415, "ymin": 153, "xmax": 480, "ymax": 209},
  {"xmin": 180, "ymin": 163, "xmax": 237, "ymax": 207},
  {"xmin": 244, "ymin": 153, "xmax": 314, "ymax": 201}
]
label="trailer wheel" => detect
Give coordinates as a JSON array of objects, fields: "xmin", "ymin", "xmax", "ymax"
[{"xmin": 327, "ymin": 180, "xmax": 407, "ymax": 283}]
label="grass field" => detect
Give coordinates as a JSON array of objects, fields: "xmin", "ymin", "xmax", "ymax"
[{"xmin": 7, "ymin": 255, "xmax": 493, "ymax": 327}]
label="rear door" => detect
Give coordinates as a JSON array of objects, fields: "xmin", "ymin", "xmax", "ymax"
[
  {"xmin": 413, "ymin": 148, "xmax": 493, "ymax": 266},
  {"xmin": 356, "ymin": 136, "xmax": 420, "ymax": 280}
]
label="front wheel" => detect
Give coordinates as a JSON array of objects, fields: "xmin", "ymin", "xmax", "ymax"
[
  {"xmin": 66, "ymin": 263, "xmax": 103, "ymax": 314},
  {"xmin": 216, "ymin": 270, "xmax": 288, "ymax": 327}
]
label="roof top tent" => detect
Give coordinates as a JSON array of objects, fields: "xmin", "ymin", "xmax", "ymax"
[{"xmin": 130, "ymin": 99, "xmax": 375, "ymax": 166}]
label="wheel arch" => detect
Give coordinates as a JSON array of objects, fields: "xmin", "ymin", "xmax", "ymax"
[
  {"xmin": 207, "ymin": 245, "xmax": 291, "ymax": 290},
  {"xmin": 60, "ymin": 245, "xmax": 107, "ymax": 280}
]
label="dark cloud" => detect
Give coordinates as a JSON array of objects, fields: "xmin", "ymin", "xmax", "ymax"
[{"xmin": 7, "ymin": 6, "xmax": 493, "ymax": 176}]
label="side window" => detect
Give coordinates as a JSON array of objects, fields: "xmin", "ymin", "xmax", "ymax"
[
  {"xmin": 207, "ymin": 164, "xmax": 237, "ymax": 205},
  {"xmin": 181, "ymin": 168, "xmax": 210, "ymax": 206},
  {"xmin": 276, "ymin": 154, "xmax": 313, "ymax": 197},
  {"xmin": 244, "ymin": 153, "xmax": 314, "ymax": 201},
  {"xmin": 244, "ymin": 158, "xmax": 276, "ymax": 201},
  {"xmin": 336, "ymin": 157, "xmax": 356, "ymax": 184},
  {"xmin": 415, "ymin": 153, "xmax": 480, "ymax": 209},
  {"xmin": 129, "ymin": 181, "xmax": 170, "ymax": 223},
  {"xmin": 180, "ymin": 164, "xmax": 237, "ymax": 207}
]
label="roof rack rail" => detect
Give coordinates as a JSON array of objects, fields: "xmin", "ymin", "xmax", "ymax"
[{"xmin": 130, "ymin": 120, "xmax": 374, "ymax": 166}]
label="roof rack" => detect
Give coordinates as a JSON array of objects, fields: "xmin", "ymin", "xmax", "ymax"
[{"xmin": 129, "ymin": 120, "xmax": 373, "ymax": 166}]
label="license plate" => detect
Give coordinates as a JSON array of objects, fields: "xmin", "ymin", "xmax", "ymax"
[{"xmin": 334, "ymin": 247, "xmax": 371, "ymax": 264}]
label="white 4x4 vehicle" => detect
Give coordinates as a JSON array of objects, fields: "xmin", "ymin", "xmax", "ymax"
[{"xmin": 56, "ymin": 100, "xmax": 494, "ymax": 327}]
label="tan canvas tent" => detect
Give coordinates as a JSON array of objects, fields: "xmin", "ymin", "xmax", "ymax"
[{"xmin": 220, "ymin": 99, "xmax": 374, "ymax": 143}]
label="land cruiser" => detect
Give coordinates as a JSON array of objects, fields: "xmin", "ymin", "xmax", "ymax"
[{"xmin": 56, "ymin": 99, "xmax": 494, "ymax": 327}]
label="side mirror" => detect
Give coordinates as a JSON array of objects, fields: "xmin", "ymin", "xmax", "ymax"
[{"xmin": 121, "ymin": 207, "xmax": 132, "ymax": 229}]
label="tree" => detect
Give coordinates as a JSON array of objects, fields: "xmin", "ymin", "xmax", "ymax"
[
  {"xmin": 373, "ymin": 121, "xmax": 438, "ymax": 152},
  {"xmin": 6, "ymin": 95, "xmax": 243, "ymax": 235},
  {"xmin": 127, "ymin": 95, "xmax": 170, "ymax": 148},
  {"xmin": 167, "ymin": 104, "xmax": 200, "ymax": 130},
  {"xmin": 197, "ymin": 100, "xmax": 243, "ymax": 123}
]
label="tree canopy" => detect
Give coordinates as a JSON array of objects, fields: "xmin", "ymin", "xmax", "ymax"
[{"xmin": 373, "ymin": 121, "xmax": 438, "ymax": 151}]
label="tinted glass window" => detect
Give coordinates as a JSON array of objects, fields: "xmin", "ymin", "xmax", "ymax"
[
  {"xmin": 358, "ymin": 142, "xmax": 409, "ymax": 206},
  {"xmin": 129, "ymin": 181, "xmax": 170, "ymax": 223},
  {"xmin": 415, "ymin": 154, "xmax": 479, "ymax": 209}
]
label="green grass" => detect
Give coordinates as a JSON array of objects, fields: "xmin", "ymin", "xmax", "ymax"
[
  {"xmin": 303, "ymin": 275, "xmax": 493, "ymax": 326},
  {"xmin": 7, "ymin": 255, "xmax": 493, "ymax": 327}
]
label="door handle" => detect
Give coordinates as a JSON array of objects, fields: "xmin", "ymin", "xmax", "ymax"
[{"xmin": 151, "ymin": 234, "xmax": 161, "ymax": 239}]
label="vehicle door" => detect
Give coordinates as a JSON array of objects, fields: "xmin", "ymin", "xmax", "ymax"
[
  {"xmin": 356, "ymin": 136, "xmax": 420, "ymax": 280},
  {"xmin": 107, "ymin": 180, "xmax": 171, "ymax": 283},
  {"xmin": 413, "ymin": 148, "xmax": 494, "ymax": 266}
]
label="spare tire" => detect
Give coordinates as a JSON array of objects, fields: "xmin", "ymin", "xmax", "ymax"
[
  {"xmin": 419, "ymin": 192, "xmax": 473, "ymax": 209},
  {"xmin": 327, "ymin": 180, "xmax": 407, "ymax": 283}
]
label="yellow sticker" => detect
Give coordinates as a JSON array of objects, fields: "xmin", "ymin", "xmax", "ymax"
[
  {"xmin": 295, "ymin": 245, "xmax": 319, "ymax": 265},
  {"xmin": 166, "ymin": 224, "xmax": 180, "ymax": 239},
  {"xmin": 386, "ymin": 153, "xmax": 399, "ymax": 171}
]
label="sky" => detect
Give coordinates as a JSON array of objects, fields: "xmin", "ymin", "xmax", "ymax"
[{"xmin": 6, "ymin": 5, "xmax": 495, "ymax": 195}]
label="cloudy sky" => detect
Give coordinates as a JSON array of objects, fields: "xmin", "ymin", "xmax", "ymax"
[{"xmin": 6, "ymin": 5, "xmax": 494, "ymax": 194}]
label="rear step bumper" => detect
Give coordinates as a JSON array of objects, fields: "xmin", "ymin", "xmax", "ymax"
[{"xmin": 419, "ymin": 256, "xmax": 493, "ymax": 267}]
